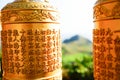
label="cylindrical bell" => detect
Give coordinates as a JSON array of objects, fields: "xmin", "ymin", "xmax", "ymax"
[
  {"xmin": 1, "ymin": 0, "xmax": 62, "ymax": 80},
  {"xmin": 93, "ymin": 0, "xmax": 120, "ymax": 80}
]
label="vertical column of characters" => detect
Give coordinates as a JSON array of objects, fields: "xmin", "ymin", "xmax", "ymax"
[
  {"xmin": 93, "ymin": 28, "xmax": 107, "ymax": 80},
  {"xmin": 105, "ymin": 28, "xmax": 114, "ymax": 80},
  {"xmin": 35, "ymin": 29, "xmax": 42, "ymax": 74},
  {"xmin": 20, "ymin": 29, "xmax": 27, "ymax": 74},
  {"xmin": 7, "ymin": 30, "xmax": 14, "ymax": 74},
  {"xmin": 13, "ymin": 30, "xmax": 21, "ymax": 74},
  {"xmin": 1, "ymin": 30, "xmax": 9, "ymax": 73},
  {"xmin": 27, "ymin": 29, "xmax": 36, "ymax": 74},
  {"xmin": 114, "ymin": 31, "xmax": 120, "ymax": 80}
]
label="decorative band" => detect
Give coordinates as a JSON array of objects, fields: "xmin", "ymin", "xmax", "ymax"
[
  {"xmin": 93, "ymin": 1, "xmax": 120, "ymax": 21},
  {"xmin": 1, "ymin": 9, "xmax": 59, "ymax": 23}
]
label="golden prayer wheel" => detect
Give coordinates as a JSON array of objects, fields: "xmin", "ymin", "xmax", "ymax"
[
  {"xmin": 1, "ymin": 0, "xmax": 62, "ymax": 80},
  {"xmin": 93, "ymin": 0, "xmax": 120, "ymax": 80}
]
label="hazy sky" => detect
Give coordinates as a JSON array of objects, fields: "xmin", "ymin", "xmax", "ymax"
[{"xmin": 0, "ymin": 0, "xmax": 96, "ymax": 41}]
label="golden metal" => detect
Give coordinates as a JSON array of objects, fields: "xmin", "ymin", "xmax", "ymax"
[
  {"xmin": 1, "ymin": 0, "xmax": 62, "ymax": 80},
  {"xmin": 93, "ymin": 0, "xmax": 120, "ymax": 80}
]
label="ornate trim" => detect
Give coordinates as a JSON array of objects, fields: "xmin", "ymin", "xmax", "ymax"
[
  {"xmin": 2, "ymin": 2, "xmax": 56, "ymax": 11},
  {"xmin": 93, "ymin": 1, "xmax": 120, "ymax": 21},
  {"xmin": 95, "ymin": 0, "xmax": 117, "ymax": 5},
  {"xmin": 1, "ymin": 9, "xmax": 59, "ymax": 23}
]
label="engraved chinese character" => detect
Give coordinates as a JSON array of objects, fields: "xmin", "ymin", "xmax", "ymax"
[
  {"xmin": 29, "ymin": 56, "xmax": 35, "ymax": 62},
  {"xmin": 107, "ymin": 62, "xmax": 113, "ymax": 69},
  {"xmin": 27, "ymin": 36, "xmax": 34, "ymax": 41},
  {"xmin": 99, "ymin": 44, "xmax": 106, "ymax": 52},
  {"xmin": 20, "ymin": 29, "xmax": 26, "ymax": 35},
  {"xmin": 14, "ymin": 42, "xmax": 19, "ymax": 49},
  {"xmin": 115, "ymin": 63, "xmax": 120, "ymax": 71},
  {"xmin": 41, "ymin": 36, "xmax": 46, "ymax": 42},
  {"xmin": 28, "ymin": 50, "xmax": 34, "ymax": 55},
  {"xmin": 9, "ymin": 67, "xmax": 15, "ymax": 73},
  {"xmin": 35, "ymin": 29, "xmax": 40, "ymax": 35},
  {"xmin": 16, "ymin": 68, "xmax": 21, "ymax": 74},
  {"xmin": 99, "ymin": 37, "xmax": 105, "ymax": 43},
  {"xmin": 8, "ymin": 49, "xmax": 13, "ymax": 55},
  {"xmin": 22, "ymin": 68, "xmax": 27, "ymax": 74},
  {"xmin": 35, "ymin": 49, "xmax": 41, "ymax": 55},
  {"xmin": 8, "ymin": 43, "xmax": 13, "ymax": 48},
  {"xmin": 100, "ymin": 69, "xmax": 106, "ymax": 77},
  {"xmin": 28, "ymin": 42, "xmax": 34, "ymax": 48},
  {"xmin": 27, "ymin": 29, "xmax": 33, "ymax": 35},
  {"xmin": 41, "ymin": 30, "xmax": 46, "ymax": 35},
  {"xmin": 13, "ymin": 30, "xmax": 19, "ymax": 36},
  {"xmin": 2, "ymin": 36, "xmax": 7, "ymax": 42},
  {"xmin": 47, "ymin": 29, "xmax": 52, "ymax": 35},
  {"xmin": 98, "ymin": 61, "xmax": 106, "ymax": 68},
  {"xmin": 20, "ymin": 36, "xmax": 26, "ymax": 42},
  {"xmin": 15, "ymin": 62, "xmax": 21, "ymax": 68},
  {"xmin": 8, "ymin": 30, "xmax": 12, "ymax": 36},
  {"xmin": 107, "ymin": 70, "xmax": 114, "ymax": 79},
  {"xmin": 21, "ymin": 48, "xmax": 26, "ymax": 54},
  {"xmin": 35, "ymin": 36, "xmax": 41, "ymax": 42},
  {"xmin": 93, "ymin": 36, "xmax": 100, "ymax": 44},
  {"xmin": 8, "ymin": 56, "xmax": 14, "ymax": 61},
  {"xmin": 1, "ymin": 30, "xmax": 7, "ymax": 36},
  {"xmin": 35, "ymin": 43, "xmax": 40, "ymax": 48},
  {"xmin": 106, "ymin": 28, "xmax": 113, "ymax": 36},
  {"xmin": 106, "ymin": 36, "xmax": 113, "ymax": 44},
  {"xmin": 13, "ymin": 36, "xmax": 19, "ymax": 42},
  {"xmin": 107, "ymin": 53, "xmax": 113, "ymax": 61},
  {"xmin": 43, "ymin": 65, "xmax": 48, "ymax": 73},
  {"xmin": 47, "ymin": 36, "xmax": 52, "ymax": 41},
  {"xmin": 15, "ymin": 56, "xmax": 21, "ymax": 61},
  {"xmin": 8, "ymin": 36, "xmax": 13, "ymax": 42},
  {"xmin": 47, "ymin": 41, "xmax": 52, "ymax": 48},
  {"xmin": 99, "ymin": 28, "xmax": 105, "ymax": 36}
]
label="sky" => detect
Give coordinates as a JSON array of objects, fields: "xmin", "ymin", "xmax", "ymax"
[{"xmin": 0, "ymin": 0, "xmax": 97, "ymax": 41}]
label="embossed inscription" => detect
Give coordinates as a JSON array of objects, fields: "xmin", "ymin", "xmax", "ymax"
[
  {"xmin": 93, "ymin": 28, "xmax": 120, "ymax": 80},
  {"xmin": 2, "ymin": 29, "xmax": 61, "ymax": 75}
]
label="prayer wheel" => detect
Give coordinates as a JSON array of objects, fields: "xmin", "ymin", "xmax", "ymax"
[
  {"xmin": 1, "ymin": 0, "xmax": 62, "ymax": 80},
  {"xmin": 93, "ymin": 0, "xmax": 120, "ymax": 80}
]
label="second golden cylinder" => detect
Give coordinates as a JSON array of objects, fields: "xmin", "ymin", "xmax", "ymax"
[{"xmin": 93, "ymin": 0, "xmax": 120, "ymax": 80}]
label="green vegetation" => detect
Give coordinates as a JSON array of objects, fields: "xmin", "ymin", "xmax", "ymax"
[
  {"xmin": 62, "ymin": 53, "xmax": 93, "ymax": 80},
  {"xmin": 62, "ymin": 35, "xmax": 93, "ymax": 80}
]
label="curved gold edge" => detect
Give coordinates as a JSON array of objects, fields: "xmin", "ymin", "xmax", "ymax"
[
  {"xmin": 2, "ymin": 9, "xmax": 58, "ymax": 12},
  {"xmin": 2, "ymin": 2, "xmax": 57, "ymax": 11},
  {"xmin": 3, "ymin": 69, "xmax": 62, "ymax": 80},
  {"xmin": 93, "ymin": 18, "xmax": 120, "ymax": 22},
  {"xmin": 94, "ymin": 0, "xmax": 118, "ymax": 7},
  {"xmin": 1, "ymin": 22, "xmax": 60, "ymax": 24}
]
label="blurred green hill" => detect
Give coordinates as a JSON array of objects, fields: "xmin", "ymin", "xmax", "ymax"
[
  {"xmin": 62, "ymin": 35, "xmax": 92, "ymax": 54},
  {"xmin": 62, "ymin": 35, "xmax": 93, "ymax": 80}
]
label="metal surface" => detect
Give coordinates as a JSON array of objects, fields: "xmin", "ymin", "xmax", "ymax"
[
  {"xmin": 1, "ymin": 0, "xmax": 62, "ymax": 80},
  {"xmin": 93, "ymin": 0, "xmax": 120, "ymax": 80}
]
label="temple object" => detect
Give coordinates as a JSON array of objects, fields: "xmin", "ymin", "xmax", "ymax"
[
  {"xmin": 93, "ymin": 0, "xmax": 120, "ymax": 80},
  {"xmin": 1, "ymin": 0, "xmax": 62, "ymax": 80}
]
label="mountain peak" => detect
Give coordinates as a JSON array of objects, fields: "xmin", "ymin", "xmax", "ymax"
[
  {"xmin": 63, "ymin": 35, "xmax": 80, "ymax": 43},
  {"xmin": 62, "ymin": 34, "xmax": 92, "ymax": 54}
]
